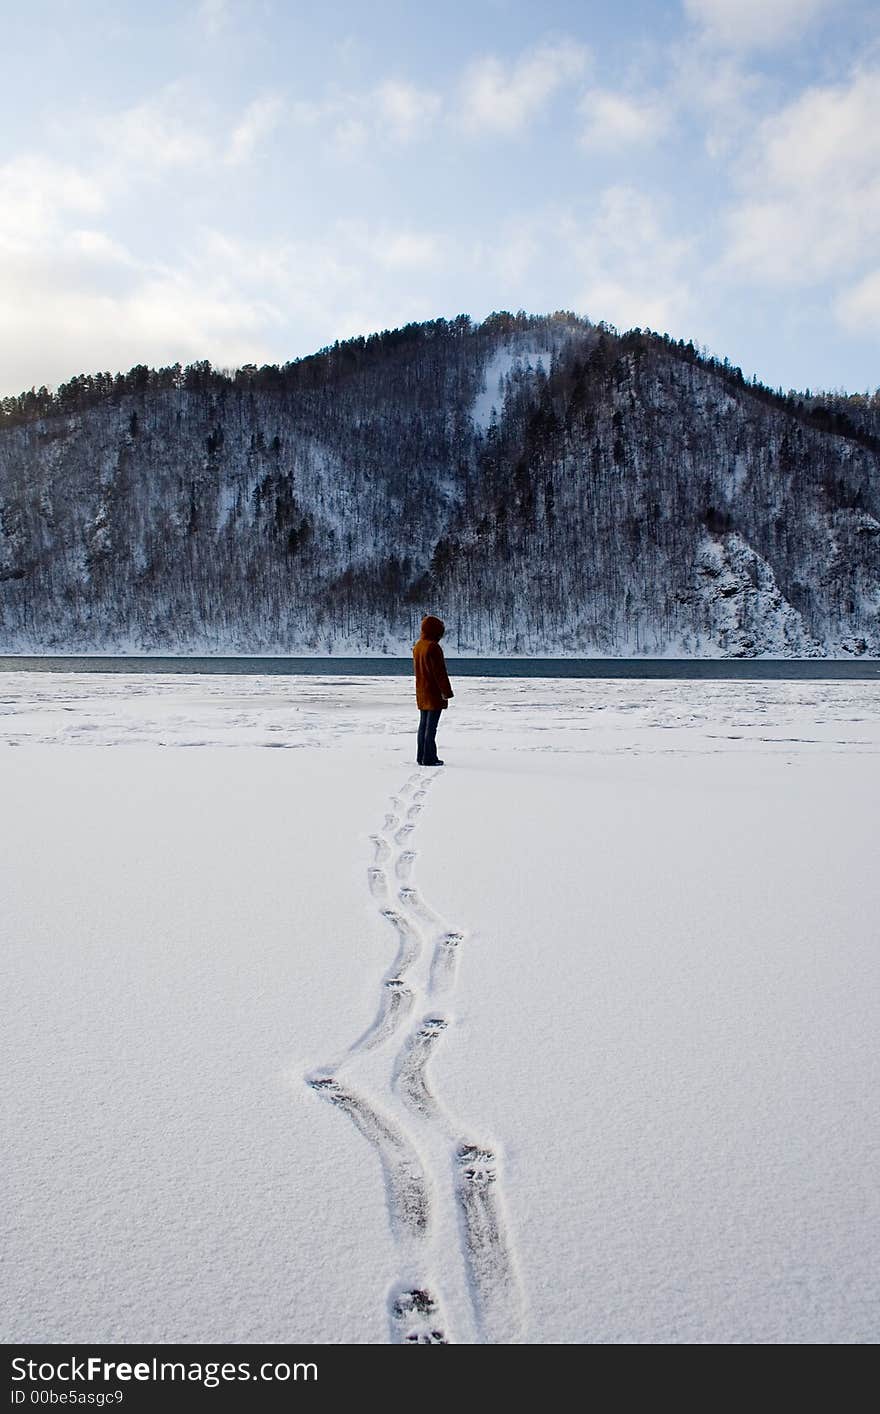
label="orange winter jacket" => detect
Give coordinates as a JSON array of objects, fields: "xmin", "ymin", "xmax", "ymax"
[{"xmin": 413, "ymin": 616, "xmax": 454, "ymax": 711}]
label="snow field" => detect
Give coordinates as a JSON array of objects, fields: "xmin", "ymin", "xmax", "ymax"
[{"xmin": 2, "ymin": 671, "xmax": 879, "ymax": 1343}]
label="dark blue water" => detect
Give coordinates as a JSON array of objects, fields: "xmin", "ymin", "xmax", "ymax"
[{"xmin": 1, "ymin": 656, "xmax": 878, "ymax": 680}]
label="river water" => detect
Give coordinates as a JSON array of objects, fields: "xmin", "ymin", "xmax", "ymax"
[{"xmin": 1, "ymin": 656, "xmax": 878, "ymax": 680}]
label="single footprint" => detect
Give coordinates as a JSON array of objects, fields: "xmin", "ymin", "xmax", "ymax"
[
  {"xmin": 368, "ymin": 867, "xmax": 388, "ymax": 899},
  {"xmin": 398, "ymin": 886, "xmax": 442, "ymax": 929},
  {"xmin": 455, "ymin": 1141, "xmax": 520, "ymax": 1341},
  {"xmin": 380, "ymin": 908, "xmax": 421, "ymax": 977},
  {"xmin": 430, "ymin": 931, "xmax": 463, "ymax": 992},
  {"xmin": 396, "ymin": 850, "xmax": 416, "ymax": 882},
  {"xmin": 396, "ymin": 1016, "xmax": 448, "ymax": 1117},
  {"xmin": 390, "ymin": 1287, "xmax": 449, "ymax": 1344},
  {"xmin": 350, "ymin": 977, "xmax": 414, "ymax": 1055},
  {"xmin": 370, "ymin": 834, "xmax": 391, "ymax": 865}
]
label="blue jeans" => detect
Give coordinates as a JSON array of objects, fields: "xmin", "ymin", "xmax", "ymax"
[{"xmin": 417, "ymin": 709, "xmax": 442, "ymax": 765}]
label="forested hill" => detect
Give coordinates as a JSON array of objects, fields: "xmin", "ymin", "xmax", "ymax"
[{"xmin": 1, "ymin": 311, "xmax": 878, "ymax": 656}]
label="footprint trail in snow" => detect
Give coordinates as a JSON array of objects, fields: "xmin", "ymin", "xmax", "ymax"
[{"xmin": 308, "ymin": 766, "xmax": 523, "ymax": 1343}]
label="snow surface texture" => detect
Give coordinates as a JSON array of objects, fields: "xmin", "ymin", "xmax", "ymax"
[{"xmin": 2, "ymin": 672, "xmax": 879, "ymax": 1344}]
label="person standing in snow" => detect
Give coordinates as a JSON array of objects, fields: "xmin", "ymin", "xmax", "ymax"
[{"xmin": 413, "ymin": 615, "xmax": 454, "ymax": 766}]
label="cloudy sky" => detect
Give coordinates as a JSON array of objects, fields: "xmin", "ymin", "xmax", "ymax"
[{"xmin": 2, "ymin": 0, "xmax": 879, "ymax": 396}]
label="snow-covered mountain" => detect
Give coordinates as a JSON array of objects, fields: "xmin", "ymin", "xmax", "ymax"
[{"xmin": 1, "ymin": 312, "xmax": 878, "ymax": 655}]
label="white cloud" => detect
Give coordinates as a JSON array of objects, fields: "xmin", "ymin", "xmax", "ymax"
[
  {"xmin": 682, "ymin": 56, "xmax": 764, "ymax": 159},
  {"xmin": 758, "ymin": 68, "xmax": 880, "ymax": 189},
  {"xmin": 723, "ymin": 68, "xmax": 880, "ymax": 283},
  {"xmin": 288, "ymin": 98, "xmax": 323, "ymax": 128},
  {"xmin": 568, "ymin": 186, "xmax": 696, "ymax": 332},
  {"xmin": 198, "ymin": 0, "xmax": 231, "ymax": 38},
  {"xmin": 470, "ymin": 190, "xmax": 697, "ymax": 336},
  {"xmin": 0, "ymin": 155, "xmax": 105, "ymax": 247},
  {"xmin": 683, "ymin": 0, "xmax": 832, "ymax": 51},
  {"xmin": 579, "ymin": 89, "xmax": 670, "ymax": 150},
  {"xmin": 0, "ymin": 214, "xmax": 282, "ymax": 391},
  {"xmin": 0, "ymin": 192, "xmax": 451, "ymax": 392},
  {"xmin": 836, "ymin": 269, "xmax": 880, "ymax": 332},
  {"xmin": 109, "ymin": 86, "xmax": 214, "ymax": 172},
  {"xmin": 495, "ymin": 231, "xmax": 540, "ymax": 285},
  {"xmin": 311, "ymin": 221, "xmax": 444, "ymax": 274},
  {"xmin": 0, "ymin": 258, "xmax": 277, "ymax": 391},
  {"xmin": 374, "ymin": 80, "xmax": 441, "ymax": 141},
  {"xmin": 293, "ymin": 78, "xmax": 442, "ymax": 158},
  {"xmin": 332, "ymin": 115, "xmax": 370, "ymax": 158},
  {"xmin": 0, "ymin": 150, "xmax": 282, "ymax": 388},
  {"xmin": 67, "ymin": 229, "xmax": 136, "ymax": 265},
  {"xmin": 227, "ymin": 94, "xmax": 285, "ymax": 165},
  {"xmin": 80, "ymin": 84, "xmax": 287, "ymax": 177},
  {"xmin": 375, "ymin": 232, "xmax": 444, "ymax": 270},
  {"xmin": 460, "ymin": 39, "xmax": 589, "ymax": 134},
  {"xmin": 193, "ymin": 224, "xmax": 445, "ymax": 344}
]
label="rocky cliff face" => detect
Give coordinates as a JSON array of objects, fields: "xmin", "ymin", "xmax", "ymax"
[{"xmin": 1, "ymin": 312, "xmax": 878, "ymax": 655}]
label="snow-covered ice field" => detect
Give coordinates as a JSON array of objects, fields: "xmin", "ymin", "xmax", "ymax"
[{"xmin": 2, "ymin": 671, "xmax": 879, "ymax": 1344}]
